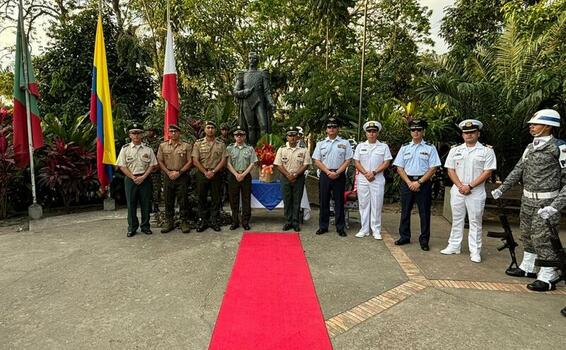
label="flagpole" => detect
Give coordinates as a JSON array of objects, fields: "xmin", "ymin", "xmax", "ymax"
[
  {"xmin": 357, "ymin": 0, "xmax": 368, "ymax": 141},
  {"xmin": 19, "ymin": 0, "xmax": 42, "ymax": 219}
]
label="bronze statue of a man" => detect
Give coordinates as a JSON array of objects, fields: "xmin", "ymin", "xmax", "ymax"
[{"xmin": 233, "ymin": 51, "xmax": 275, "ymax": 146}]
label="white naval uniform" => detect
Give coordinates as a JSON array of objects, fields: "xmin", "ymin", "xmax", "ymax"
[
  {"xmin": 444, "ymin": 142, "xmax": 497, "ymax": 255},
  {"xmin": 354, "ymin": 141, "xmax": 393, "ymax": 237}
]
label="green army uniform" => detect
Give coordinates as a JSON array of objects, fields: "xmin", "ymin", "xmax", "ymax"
[
  {"xmin": 192, "ymin": 135, "xmax": 228, "ymax": 229},
  {"xmin": 144, "ymin": 132, "xmax": 163, "ymax": 212},
  {"xmin": 227, "ymin": 128, "xmax": 258, "ymax": 229},
  {"xmin": 157, "ymin": 137, "xmax": 193, "ymax": 233},
  {"xmin": 117, "ymin": 126, "xmax": 158, "ymax": 235},
  {"xmin": 274, "ymin": 128, "xmax": 312, "ymax": 230}
]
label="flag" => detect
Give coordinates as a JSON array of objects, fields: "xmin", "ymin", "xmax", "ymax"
[
  {"xmin": 90, "ymin": 15, "xmax": 116, "ymax": 193},
  {"xmin": 12, "ymin": 2, "xmax": 43, "ymax": 168},
  {"xmin": 162, "ymin": 18, "xmax": 180, "ymax": 140}
]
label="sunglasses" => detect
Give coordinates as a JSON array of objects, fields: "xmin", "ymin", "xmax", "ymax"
[
  {"xmin": 410, "ymin": 129, "xmax": 423, "ymax": 132},
  {"xmin": 130, "ymin": 131, "xmax": 143, "ymax": 134},
  {"xmin": 327, "ymin": 126, "xmax": 338, "ymax": 129}
]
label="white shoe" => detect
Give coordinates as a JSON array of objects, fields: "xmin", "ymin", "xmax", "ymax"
[
  {"xmin": 373, "ymin": 234, "xmax": 382, "ymax": 240},
  {"xmin": 440, "ymin": 246, "xmax": 461, "ymax": 255},
  {"xmin": 470, "ymin": 254, "xmax": 481, "ymax": 263},
  {"xmin": 355, "ymin": 231, "xmax": 370, "ymax": 238}
]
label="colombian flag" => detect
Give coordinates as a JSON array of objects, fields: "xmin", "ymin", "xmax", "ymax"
[{"xmin": 90, "ymin": 15, "xmax": 116, "ymax": 193}]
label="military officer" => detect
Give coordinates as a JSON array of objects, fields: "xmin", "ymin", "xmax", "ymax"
[
  {"xmin": 226, "ymin": 126, "xmax": 258, "ymax": 230},
  {"xmin": 116, "ymin": 123, "xmax": 158, "ymax": 237},
  {"xmin": 393, "ymin": 119, "xmax": 441, "ymax": 250},
  {"xmin": 192, "ymin": 120, "xmax": 228, "ymax": 232},
  {"xmin": 157, "ymin": 124, "xmax": 193, "ymax": 234},
  {"xmin": 312, "ymin": 118, "xmax": 353, "ymax": 237},
  {"xmin": 353, "ymin": 121, "xmax": 392, "ymax": 240},
  {"xmin": 144, "ymin": 124, "xmax": 162, "ymax": 212},
  {"xmin": 219, "ymin": 123, "xmax": 233, "ymax": 146},
  {"xmin": 492, "ymin": 109, "xmax": 566, "ymax": 291},
  {"xmin": 441, "ymin": 120, "xmax": 497, "ymax": 262},
  {"xmin": 274, "ymin": 127, "xmax": 312, "ymax": 232}
]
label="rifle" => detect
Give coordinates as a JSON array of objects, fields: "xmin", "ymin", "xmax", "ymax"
[
  {"xmin": 534, "ymin": 207, "xmax": 566, "ymax": 286},
  {"xmin": 487, "ymin": 199, "xmax": 519, "ymax": 272}
]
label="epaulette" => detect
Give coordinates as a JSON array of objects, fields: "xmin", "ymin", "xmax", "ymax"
[
  {"xmin": 486, "ymin": 144, "xmax": 493, "ymax": 148},
  {"xmin": 196, "ymin": 137, "xmax": 205, "ymax": 143},
  {"xmin": 122, "ymin": 143, "xmax": 129, "ymax": 148},
  {"xmin": 402, "ymin": 142, "xmax": 410, "ymax": 146},
  {"xmin": 451, "ymin": 144, "xmax": 457, "ymax": 148}
]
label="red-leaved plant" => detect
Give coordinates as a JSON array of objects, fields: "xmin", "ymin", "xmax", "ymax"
[
  {"xmin": 0, "ymin": 108, "xmax": 18, "ymax": 218},
  {"xmin": 37, "ymin": 137, "xmax": 98, "ymax": 209}
]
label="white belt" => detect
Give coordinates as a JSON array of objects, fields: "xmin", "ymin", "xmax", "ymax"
[{"xmin": 523, "ymin": 189, "xmax": 559, "ymax": 199}]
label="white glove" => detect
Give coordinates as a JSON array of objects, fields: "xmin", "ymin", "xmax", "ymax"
[
  {"xmin": 491, "ymin": 189, "xmax": 502, "ymax": 200},
  {"xmin": 537, "ymin": 206, "xmax": 558, "ymax": 220}
]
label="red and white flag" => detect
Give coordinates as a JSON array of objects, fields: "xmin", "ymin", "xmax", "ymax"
[{"xmin": 162, "ymin": 19, "xmax": 180, "ymax": 140}]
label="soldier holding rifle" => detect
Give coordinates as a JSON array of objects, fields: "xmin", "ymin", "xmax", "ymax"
[{"xmin": 492, "ymin": 109, "xmax": 566, "ymax": 291}]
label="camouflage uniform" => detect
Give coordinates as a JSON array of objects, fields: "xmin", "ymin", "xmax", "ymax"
[
  {"xmin": 499, "ymin": 136, "xmax": 566, "ymax": 261},
  {"xmin": 144, "ymin": 134, "xmax": 163, "ymax": 211}
]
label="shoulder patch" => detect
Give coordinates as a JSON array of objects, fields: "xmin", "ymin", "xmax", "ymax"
[{"xmin": 559, "ymin": 144, "xmax": 566, "ymax": 168}]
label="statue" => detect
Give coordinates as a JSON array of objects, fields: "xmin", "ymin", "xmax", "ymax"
[{"xmin": 233, "ymin": 51, "xmax": 275, "ymax": 146}]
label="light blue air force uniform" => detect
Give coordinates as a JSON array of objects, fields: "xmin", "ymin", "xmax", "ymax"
[
  {"xmin": 312, "ymin": 136, "xmax": 353, "ymax": 169},
  {"xmin": 393, "ymin": 141, "xmax": 441, "ymax": 175}
]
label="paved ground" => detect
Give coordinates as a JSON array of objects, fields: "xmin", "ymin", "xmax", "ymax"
[{"xmin": 0, "ymin": 204, "xmax": 565, "ymax": 349}]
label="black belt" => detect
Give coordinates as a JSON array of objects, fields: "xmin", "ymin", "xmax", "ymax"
[
  {"xmin": 408, "ymin": 175, "xmax": 424, "ymax": 181},
  {"xmin": 133, "ymin": 173, "xmax": 145, "ymax": 176}
]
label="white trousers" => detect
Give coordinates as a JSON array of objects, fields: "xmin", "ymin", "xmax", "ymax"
[
  {"xmin": 357, "ymin": 175, "xmax": 385, "ymax": 236},
  {"xmin": 447, "ymin": 185, "xmax": 486, "ymax": 255}
]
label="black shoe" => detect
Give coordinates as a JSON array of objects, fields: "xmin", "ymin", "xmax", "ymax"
[
  {"xmin": 395, "ymin": 239, "xmax": 410, "ymax": 246},
  {"xmin": 161, "ymin": 225, "xmax": 174, "ymax": 234},
  {"xmin": 212, "ymin": 224, "xmax": 221, "ymax": 232},
  {"xmin": 142, "ymin": 229, "xmax": 153, "ymax": 235},
  {"xmin": 527, "ymin": 280, "xmax": 556, "ymax": 292},
  {"xmin": 196, "ymin": 224, "xmax": 208, "ymax": 232},
  {"xmin": 230, "ymin": 224, "xmax": 240, "ymax": 230},
  {"xmin": 420, "ymin": 244, "xmax": 429, "ymax": 251},
  {"xmin": 561, "ymin": 306, "xmax": 566, "ymax": 317},
  {"xmin": 505, "ymin": 267, "xmax": 537, "ymax": 278},
  {"xmin": 293, "ymin": 225, "xmax": 301, "ymax": 232},
  {"xmin": 242, "ymin": 223, "xmax": 251, "ymax": 230},
  {"xmin": 282, "ymin": 223, "xmax": 293, "ymax": 231},
  {"xmin": 337, "ymin": 230, "xmax": 347, "ymax": 237},
  {"xmin": 127, "ymin": 230, "xmax": 136, "ymax": 237},
  {"xmin": 315, "ymin": 229, "xmax": 328, "ymax": 235}
]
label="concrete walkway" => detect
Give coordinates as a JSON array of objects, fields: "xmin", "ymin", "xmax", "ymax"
[{"xmin": 0, "ymin": 205, "xmax": 564, "ymax": 349}]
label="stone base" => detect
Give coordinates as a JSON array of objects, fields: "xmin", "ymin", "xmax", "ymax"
[
  {"xmin": 103, "ymin": 198, "xmax": 116, "ymax": 211},
  {"xmin": 28, "ymin": 203, "xmax": 43, "ymax": 220}
]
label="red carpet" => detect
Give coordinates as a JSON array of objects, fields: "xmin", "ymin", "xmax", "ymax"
[{"xmin": 209, "ymin": 233, "xmax": 333, "ymax": 350}]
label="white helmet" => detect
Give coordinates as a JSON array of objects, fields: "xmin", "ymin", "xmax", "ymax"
[{"xmin": 527, "ymin": 109, "xmax": 561, "ymax": 127}]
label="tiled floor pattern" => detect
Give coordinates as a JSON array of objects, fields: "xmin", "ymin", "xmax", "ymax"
[{"xmin": 325, "ymin": 229, "xmax": 565, "ymax": 338}]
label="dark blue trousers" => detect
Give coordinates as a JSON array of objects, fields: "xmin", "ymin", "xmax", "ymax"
[
  {"xmin": 398, "ymin": 181, "xmax": 432, "ymax": 245},
  {"xmin": 319, "ymin": 172, "xmax": 346, "ymax": 231}
]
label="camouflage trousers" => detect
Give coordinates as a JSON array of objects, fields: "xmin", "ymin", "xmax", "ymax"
[{"xmin": 520, "ymin": 197, "xmax": 562, "ymax": 261}]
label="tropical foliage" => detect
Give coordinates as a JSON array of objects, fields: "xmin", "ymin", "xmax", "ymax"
[{"xmin": 0, "ymin": 0, "xmax": 564, "ymax": 213}]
